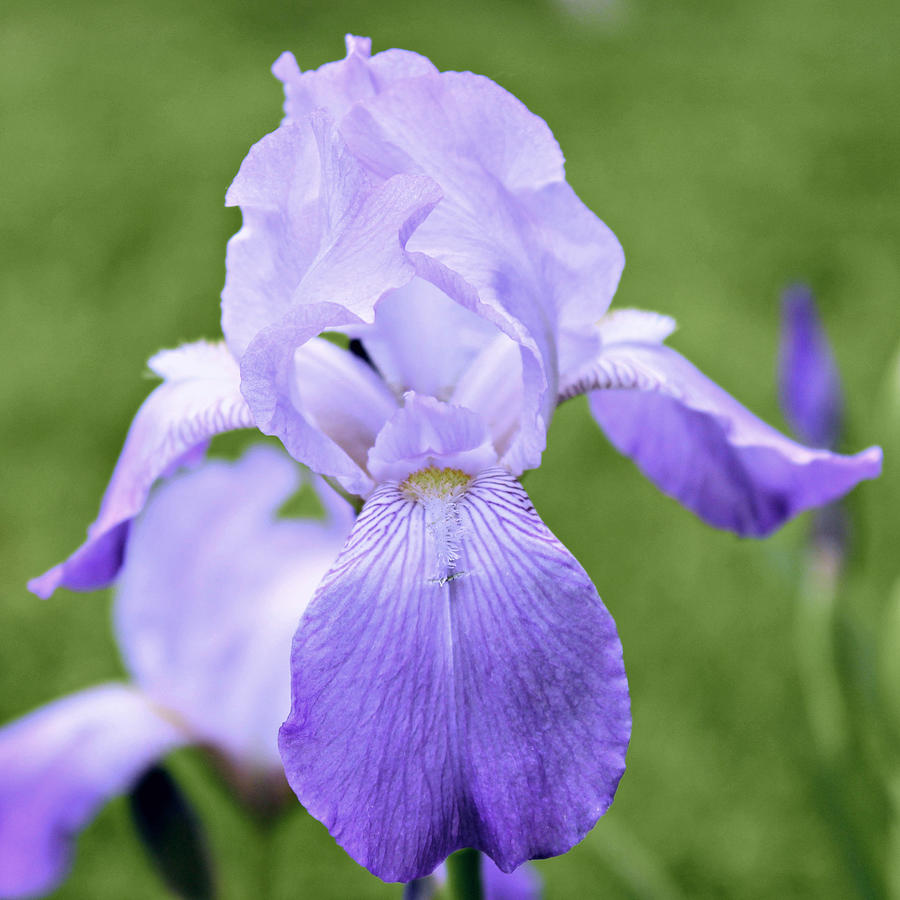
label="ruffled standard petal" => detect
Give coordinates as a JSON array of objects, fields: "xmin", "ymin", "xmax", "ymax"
[
  {"xmin": 115, "ymin": 446, "xmax": 351, "ymax": 772},
  {"xmin": 223, "ymin": 111, "xmax": 441, "ymax": 359},
  {"xmin": 583, "ymin": 338, "xmax": 881, "ymax": 536},
  {"xmin": 0, "ymin": 684, "xmax": 185, "ymax": 898},
  {"xmin": 778, "ymin": 285, "xmax": 843, "ymax": 448},
  {"xmin": 279, "ymin": 469, "xmax": 630, "ymax": 882},
  {"xmin": 229, "ymin": 115, "xmax": 442, "ymax": 492},
  {"xmin": 29, "ymin": 341, "xmax": 254, "ymax": 598},
  {"xmin": 340, "ymin": 68, "xmax": 624, "ymax": 468},
  {"xmin": 222, "ymin": 121, "xmax": 323, "ymax": 358},
  {"xmin": 273, "ymin": 35, "xmax": 437, "ymax": 124}
]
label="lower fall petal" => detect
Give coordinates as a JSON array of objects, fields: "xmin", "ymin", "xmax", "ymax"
[
  {"xmin": 0, "ymin": 684, "xmax": 186, "ymax": 898},
  {"xmin": 586, "ymin": 341, "xmax": 881, "ymax": 537},
  {"xmin": 279, "ymin": 468, "xmax": 630, "ymax": 882},
  {"xmin": 28, "ymin": 341, "xmax": 254, "ymax": 598}
]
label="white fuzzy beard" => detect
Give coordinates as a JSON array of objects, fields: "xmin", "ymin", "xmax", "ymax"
[{"xmin": 401, "ymin": 469, "xmax": 472, "ymax": 586}]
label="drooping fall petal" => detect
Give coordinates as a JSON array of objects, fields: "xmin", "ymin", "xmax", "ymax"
[{"xmin": 279, "ymin": 469, "xmax": 629, "ymax": 881}]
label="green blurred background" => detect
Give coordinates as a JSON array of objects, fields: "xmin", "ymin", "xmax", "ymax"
[{"xmin": 2, "ymin": 0, "xmax": 899, "ymax": 896}]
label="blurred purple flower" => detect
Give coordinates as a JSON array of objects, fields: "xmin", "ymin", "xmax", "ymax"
[
  {"xmin": 480, "ymin": 858, "xmax": 542, "ymax": 900},
  {"xmin": 778, "ymin": 284, "xmax": 843, "ymax": 449},
  {"xmin": 28, "ymin": 34, "xmax": 882, "ymax": 884},
  {"xmin": 3, "ymin": 447, "xmax": 351, "ymax": 898},
  {"xmin": 778, "ymin": 285, "xmax": 850, "ymax": 558}
]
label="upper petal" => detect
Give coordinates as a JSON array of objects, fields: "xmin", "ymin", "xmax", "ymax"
[
  {"xmin": 222, "ymin": 121, "xmax": 323, "ymax": 358},
  {"xmin": 279, "ymin": 469, "xmax": 630, "ymax": 882},
  {"xmin": 778, "ymin": 285, "xmax": 843, "ymax": 448},
  {"xmin": 346, "ymin": 277, "xmax": 499, "ymax": 401},
  {"xmin": 222, "ymin": 113, "xmax": 442, "ymax": 359},
  {"xmin": 115, "ymin": 445, "xmax": 351, "ymax": 772},
  {"xmin": 28, "ymin": 341, "xmax": 254, "ymax": 598},
  {"xmin": 292, "ymin": 337, "xmax": 398, "ymax": 472},
  {"xmin": 367, "ymin": 393, "xmax": 498, "ymax": 484},
  {"xmin": 0, "ymin": 684, "xmax": 185, "ymax": 898},
  {"xmin": 450, "ymin": 332, "xmax": 527, "ymax": 468},
  {"xmin": 240, "ymin": 303, "xmax": 385, "ymax": 496},
  {"xmin": 585, "ymin": 338, "xmax": 881, "ymax": 536},
  {"xmin": 273, "ymin": 35, "xmax": 438, "ymax": 124},
  {"xmin": 340, "ymin": 68, "xmax": 624, "ymax": 464}
]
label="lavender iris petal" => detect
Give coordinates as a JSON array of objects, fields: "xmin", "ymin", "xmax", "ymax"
[
  {"xmin": 563, "ymin": 308, "xmax": 881, "ymax": 537},
  {"xmin": 480, "ymin": 855, "xmax": 543, "ymax": 900},
  {"xmin": 5, "ymin": 447, "xmax": 353, "ymax": 894},
  {"xmin": 587, "ymin": 341, "xmax": 880, "ymax": 536},
  {"xmin": 225, "ymin": 37, "xmax": 625, "ymax": 480},
  {"xmin": 0, "ymin": 685, "xmax": 185, "ymax": 898},
  {"xmin": 279, "ymin": 468, "xmax": 629, "ymax": 882},
  {"xmin": 116, "ymin": 446, "xmax": 351, "ymax": 770},
  {"xmin": 28, "ymin": 341, "xmax": 254, "ymax": 598},
  {"xmin": 273, "ymin": 36, "xmax": 438, "ymax": 127},
  {"xmin": 778, "ymin": 284, "xmax": 843, "ymax": 449}
]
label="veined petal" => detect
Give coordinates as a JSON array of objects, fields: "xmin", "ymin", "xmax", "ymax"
[
  {"xmin": 0, "ymin": 684, "xmax": 185, "ymax": 898},
  {"xmin": 293, "ymin": 114, "xmax": 442, "ymax": 318},
  {"xmin": 279, "ymin": 469, "xmax": 630, "ymax": 882},
  {"xmin": 115, "ymin": 446, "xmax": 351, "ymax": 772},
  {"xmin": 558, "ymin": 308, "xmax": 677, "ymax": 400},
  {"xmin": 368, "ymin": 393, "xmax": 498, "ymax": 484},
  {"xmin": 598, "ymin": 308, "xmax": 677, "ymax": 346},
  {"xmin": 230, "ymin": 115, "xmax": 443, "ymax": 492},
  {"xmin": 273, "ymin": 35, "xmax": 438, "ymax": 124},
  {"xmin": 29, "ymin": 341, "xmax": 254, "ymax": 598},
  {"xmin": 586, "ymin": 341, "xmax": 881, "ymax": 536},
  {"xmin": 778, "ymin": 285, "xmax": 843, "ymax": 448}
]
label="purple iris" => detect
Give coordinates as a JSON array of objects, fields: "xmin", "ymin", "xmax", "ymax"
[
  {"xmin": 3, "ymin": 447, "xmax": 353, "ymax": 897},
  {"xmin": 778, "ymin": 284, "xmax": 849, "ymax": 557},
  {"xmin": 29, "ymin": 34, "xmax": 880, "ymax": 883},
  {"xmin": 778, "ymin": 284, "xmax": 844, "ymax": 450}
]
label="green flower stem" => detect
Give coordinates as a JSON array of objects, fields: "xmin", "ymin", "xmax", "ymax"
[
  {"xmin": 795, "ymin": 543, "xmax": 846, "ymax": 762},
  {"xmin": 445, "ymin": 848, "xmax": 483, "ymax": 900}
]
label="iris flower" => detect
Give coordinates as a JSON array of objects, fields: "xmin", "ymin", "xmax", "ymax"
[
  {"xmin": 779, "ymin": 284, "xmax": 844, "ymax": 450},
  {"xmin": 778, "ymin": 284, "xmax": 849, "ymax": 557},
  {"xmin": 30, "ymin": 36, "xmax": 880, "ymax": 883},
  {"xmin": 3, "ymin": 447, "xmax": 352, "ymax": 897}
]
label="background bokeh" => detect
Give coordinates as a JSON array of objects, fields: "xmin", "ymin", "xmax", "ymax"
[{"xmin": 2, "ymin": 0, "xmax": 899, "ymax": 896}]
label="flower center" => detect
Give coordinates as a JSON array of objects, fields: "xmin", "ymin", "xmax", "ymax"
[
  {"xmin": 400, "ymin": 466, "xmax": 471, "ymax": 501},
  {"xmin": 400, "ymin": 467, "xmax": 471, "ymax": 585}
]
